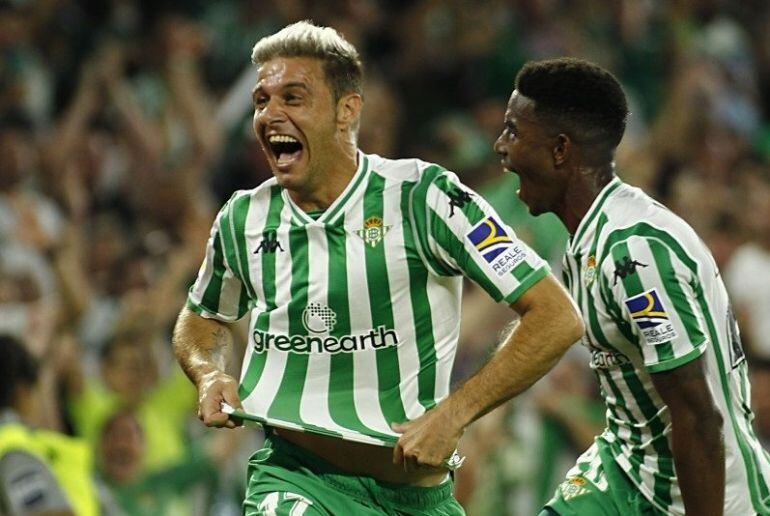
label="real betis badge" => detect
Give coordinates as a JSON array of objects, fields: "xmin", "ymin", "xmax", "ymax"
[
  {"xmin": 584, "ymin": 255, "xmax": 597, "ymax": 285},
  {"xmin": 356, "ymin": 216, "xmax": 391, "ymax": 247}
]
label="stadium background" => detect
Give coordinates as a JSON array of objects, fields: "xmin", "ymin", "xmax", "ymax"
[{"xmin": 1, "ymin": 0, "xmax": 769, "ymax": 514}]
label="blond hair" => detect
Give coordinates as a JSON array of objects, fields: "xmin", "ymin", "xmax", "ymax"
[{"xmin": 251, "ymin": 20, "xmax": 363, "ymax": 104}]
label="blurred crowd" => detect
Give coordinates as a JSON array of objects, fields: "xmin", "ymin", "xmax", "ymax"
[{"xmin": 1, "ymin": 0, "xmax": 769, "ymax": 514}]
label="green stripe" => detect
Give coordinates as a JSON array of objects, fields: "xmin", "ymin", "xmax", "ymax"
[
  {"xmin": 609, "ymin": 241, "xmax": 675, "ymax": 509},
  {"xmin": 239, "ymin": 187, "xmax": 283, "ymax": 399},
  {"xmin": 400, "ymin": 181, "xmax": 437, "ymax": 410},
  {"xmin": 580, "ymin": 250, "xmax": 647, "ymax": 484},
  {"xmin": 428, "ymin": 208, "xmax": 502, "ymax": 300},
  {"xmin": 408, "ymin": 165, "xmax": 455, "ymax": 276},
  {"xmin": 606, "ymin": 222, "xmax": 770, "ymax": 510},
  {"xmin": 284, "ymin": 191, "xmax": 311, "ymax": 226},
  {"xmin": 502, "ymin": 266, "xmax": 548, "ymax": 305},
  {"xmin": 266, "ymin": 224, "xmax": 310, "ymax": 421},
  {"xmin": 431, "ymin": 173, "xmax": 487, "ymax": 225},
  {"xmin": 692, "ymin": 286, "xmax": 770, "ymax": 510},
  {"xmin": 325, "ymin": 212, "xmax": 378, "ymax": 433},
  {"xmin": 200, "ymin": 232, "xmax": 226, "ymax": 313},
  {"xmin": 230, "ymin": 193, "xmax": 257, "ymax": 300},
  {"xmin": 323, "ymin": 154, "xmax": 369, "ymax": 224},
  {"xmin": 609, "ymin": 242, "xmax": 674, "ymax": 364},
  {"xmin": 363, "ymin": 172, "xmax": 407, "ymax": 425},
  {"xmin": 648, "ymin": 239, "xmax": 707, "ymax": 350},
  {"xmin": 219, "ymin": 198, "xmax": 241, "ymax": 289},
  {"xmin": 570, "ymin": 178, "xmax": 621, "ymax": 252}
]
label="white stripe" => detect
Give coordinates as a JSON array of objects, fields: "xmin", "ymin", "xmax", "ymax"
[
  {"xmin": 243, "ymin": 187, "xmax": 273, "ymax": 315},
  {"xmin": 257, "ymin": 492, "xmax": 280, "ymax": 514},
  {"xmin": 346, "ymin": 199, "xmax": 393, "ymax": 436},
  {"xmin": 382, "ymin": 175, "xmax": 424, "ymax": 420},
  {"xmin": 427, "ymin": 275, "xmax": 462, "ymax": 402},
  {"xmin": 298, "ymin": 224, "xmax": 350, "ymax": 434},
  {"xmin": 241, "ymin": 202, "xmax": 293, "ymax": 416}
]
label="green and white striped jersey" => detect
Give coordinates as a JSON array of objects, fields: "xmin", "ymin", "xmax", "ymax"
[
  {"xmin": 564, "ymin": 177, "xmax": 770, "ymax": 515},
  {"xmin": 187, "ymin": 152, "xmax": 549, "ymax": 446}
]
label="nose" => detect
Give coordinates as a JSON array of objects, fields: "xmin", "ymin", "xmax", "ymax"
[
  {"xmin": 493, "ymin": 134, "xmax": 506, "ymax": 155},
  {"xmin": 255, "ymin": 98, "xmax": 286, "ymax": 127}
]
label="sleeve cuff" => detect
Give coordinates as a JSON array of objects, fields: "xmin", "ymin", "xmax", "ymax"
[
  {"xmin": 645, "ymin": 340, "xmax": 707, "ymax": 373},
  {"xmin": 185, "ymin": 298, "xmax": 241, "ymax": 322},
  {"xmin": 502, "ymin": 265, "xmax": 550, "ymax": 305}
]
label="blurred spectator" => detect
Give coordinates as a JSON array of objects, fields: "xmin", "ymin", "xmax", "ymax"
[
  {"xmin": 0, "ymin": 334, "xmax": 97, "ymax": 516},
  {"xmin": 95, "ymin": 410, "xmax": 241, "ymax": 516},
  {"xmin": 62, "ymin": 330, "xmax": 197, "ymax": 475},
  {"xmin": 1, "ymin": 0, "xmax": 769, "ymax": 513}
]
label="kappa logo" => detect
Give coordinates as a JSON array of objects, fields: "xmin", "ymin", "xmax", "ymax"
[
  {"xmin": 624, "ymin": 288, "xmax": 678, "ymax": 345},
  {"xmin": 466, "ymin": 216, "xmax": 526, "ymax": 277},
  {"xmin": 613, "ymin": 256, "xmax": 647, "ymax": 285},
  {"xmin": 254, "ymin": 230, "xmax": 284, "ymax": 254},
  {"xmin": 356, "ymin": 216, "xmax": 391, "ymax": 248},
  {"xmin": 447, "ymin": 186, "xmax": 473, "ymax": 217}
]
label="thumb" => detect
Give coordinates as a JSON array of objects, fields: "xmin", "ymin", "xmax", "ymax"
[
  {"xmin": 391, "ymin": 421, "xmax": 407, "ymax": 434},
  {"xmin": 222, "ymin": 386, "xmax": 244, "ymax": 411}
]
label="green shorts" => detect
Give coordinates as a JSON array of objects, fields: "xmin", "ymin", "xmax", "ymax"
[
  {"xmin": 243, "ymin": 431, "xmax": 465, "ymax": 516},
  {"xmin": 542, "ymin": 439, "xmax": 664, "ymax": 516}
]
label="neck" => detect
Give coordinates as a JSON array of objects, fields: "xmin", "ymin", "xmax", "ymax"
[
  {"xmin": 556, "ymin": 164, "xmax": 615, "ymax": 234},
  {"xmin": 289, "ymin": 140, "xmax": 359, "ymax": 212}
]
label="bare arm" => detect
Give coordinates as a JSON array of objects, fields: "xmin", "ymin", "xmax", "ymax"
[
  {"xmin": 651, "ymin": 355, "xmax": 724, "ymax": 516},
  {"xmin": 172, "ymin": 307, "xmax": 243, "ymax": 428},
  {"xmin": 393, "ymin": 274, "xmax": 584, "ymax": 469}
]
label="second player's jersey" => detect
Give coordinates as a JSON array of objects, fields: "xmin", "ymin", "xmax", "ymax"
[
  {"xmin": 564, "ymin": 177, "xmax": 770, "ymax": 515},
  {"xmin": 188, "ymin": 151, "xmax": 548, "ymax": 446}
]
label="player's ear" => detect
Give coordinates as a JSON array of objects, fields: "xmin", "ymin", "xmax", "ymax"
[
  {"xmin": 337, "ymin": 93, "xmax": 362, "ymax": 131},
  {"xmin": 553, "ymin": 134, "xmax": 571, "ymax": 167}
]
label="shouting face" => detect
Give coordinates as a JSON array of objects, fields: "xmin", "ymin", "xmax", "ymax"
[
  {"xmin": 252, "ymin": 57, "xmax": 340, "ymax": 194},
  {"xmin": 494, "ymin": 91, "xmax": 568, "ymax": 216}
]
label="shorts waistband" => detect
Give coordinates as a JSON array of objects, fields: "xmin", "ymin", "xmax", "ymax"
[{"xmin": 261, "ymin": 430, "xmax": 455, "ymax": 509}]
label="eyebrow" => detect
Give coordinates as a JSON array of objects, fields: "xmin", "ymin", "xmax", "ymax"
[{"xmin": 252, "ymin": 82, "xmax": 310, "ymax": 100}]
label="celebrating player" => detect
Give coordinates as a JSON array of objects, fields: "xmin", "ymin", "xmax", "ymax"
[
  {"xmin": 494, "ymin": 57, "xmax": 770, "ymax": 515},
  {"xmin": 173, "ymin": 21, "xmax": 583, "ymax": 515}
]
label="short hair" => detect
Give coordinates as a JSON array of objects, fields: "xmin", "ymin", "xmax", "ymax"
[
  {"xmin": 515, "ymin": 58, "xmax": 628, "ymax": 149},
  {"xmin": 251, "ymin": 20, "xmax": 363, "ymax": 104},
  {"xmin": 0, "ymin": 334, "xmax": 39, "ymax": 409}
]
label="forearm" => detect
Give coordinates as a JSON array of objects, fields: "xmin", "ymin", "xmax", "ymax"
[
  {"xmin": 172, "ymin": 307, "xmax": 233, "ymax": 387},
  {"xmin": 450, "ymin": 303, "xmax": 581, "ymax": 428},
  {"xmin": 670, "ymin": 410, "xmax": 724, "ymax": 515}
]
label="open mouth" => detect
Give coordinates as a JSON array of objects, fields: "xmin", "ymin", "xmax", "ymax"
[{"xmin": 267, "ymin": 134, "xmax": 304, "ymax": 168}]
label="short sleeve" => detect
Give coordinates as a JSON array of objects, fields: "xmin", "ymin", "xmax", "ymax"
[
  {"xmin": 599, "ymin": 235, "xmax": 708, "ymax": 373},
  {"xmin": 187, "ymin": 199, "xmax": 249, "ymax": 321},
  {"xmin": 411, "ymin": 169, "xmax": 549, "ymax": 304},
  {"xmin": 0, "ymin": 451, "xmax": 72, "ymax": 514}
]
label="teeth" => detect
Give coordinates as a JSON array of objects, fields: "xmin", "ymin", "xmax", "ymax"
[{"xmin": 268, "ymin": 134, "xmax": 299, "ymax": 144}]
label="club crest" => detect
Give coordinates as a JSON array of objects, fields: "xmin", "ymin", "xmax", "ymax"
[{"xmin": 356, "ymin": 216, "xmax": 391, "ymax": 248}]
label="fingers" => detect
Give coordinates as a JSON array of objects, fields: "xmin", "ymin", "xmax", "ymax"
[{"xmin": 198, "ymin": 373, "xmax": 243, "ymax": 428}]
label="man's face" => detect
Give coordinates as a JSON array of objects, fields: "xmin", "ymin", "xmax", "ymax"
[
  {"xmin": 252, "ymin": 57, "xmax": 339, "ymax": 193},
  {"xmin": 494, "ymin": 91, "xmax": 566, "ymax": 216},
  {"xmin": 100, "ymin": 413, "xmax": 145, "ymax": 485}
]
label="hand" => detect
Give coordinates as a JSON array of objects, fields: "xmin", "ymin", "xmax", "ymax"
[
  {"xmin": 197, "ymin": 370, "xmax": 243, "ymax": 429},
  {"xmin": 391, "ymin": 404, "xmax": 465, "ymax": 472}
]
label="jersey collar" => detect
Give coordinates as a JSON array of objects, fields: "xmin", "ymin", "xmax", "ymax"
[
  {"xmin": 281, "ymin": 151, "xmax": 371, "ymax": 226},
  {"xmin": 569, "ymin": 176, "xmax": 622, "ymax": 253}
]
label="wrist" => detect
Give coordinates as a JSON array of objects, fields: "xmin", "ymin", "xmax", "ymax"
[
  {"xmin": 441, "ymin": 396, "xmax": 473, "ymax": 434},
  {"xmin": 193, "ymin": 367, "xmax": 226, "ymax": 390}
]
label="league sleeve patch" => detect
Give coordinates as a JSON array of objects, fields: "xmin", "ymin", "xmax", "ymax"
[
  {"xmin": 466, "ymin": 216, "xmax": 526, "ymax": 277},
  {"xmin": 624, "ymin": 288, "xmax": 679, "ymax": 345}
]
